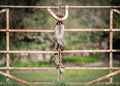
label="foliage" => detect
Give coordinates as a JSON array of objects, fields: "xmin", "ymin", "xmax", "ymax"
[
  {"xmin": 0, "ymin": 54, "xmax": 100, "ymax": 67},
  {"xmin": 0, "ymin": 70, "xmax": 120, "ymax": 86},
  {"xmin": 10, "ymin": 61, "xmax": 53, "ymax": 67},
  {"xmin": 0, "ymin": 0, "xmax": 120, "ymax": 62},
  {"xmin": 63, "ymin": 54, "xmax": 101, "ymax": 63},
  {"xmin": 53, "ymin": 79, "xmax": 70, "ymax": 86},
  {"xmin": 11, "ymin": 41, "xmax": 47, "ymax": 50},
  {"xmin": 0, "ymin": 76, "xmax": 25, "ymax": 86}
]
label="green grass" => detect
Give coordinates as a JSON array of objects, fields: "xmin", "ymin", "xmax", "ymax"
[
  {"xmin": 0, "ymin": 74, "xmax": 26, "ymax": 86},
  {"xmin": 0, "ymin": 61, "xmax": 53, "ymax": 67},
  {"xmin": 7, "ymin": 70, "xmax": 120, "ymax": 82},
  {"xmin": 10, "ymin": 61, "xmax": 53, "ymax": 67},
  {"xmin": 0, "ymin": 54, "xmax": 101, "ymax": 67},
  {"xmin": 0, "ymin": 54, "xmax": 119, "ymax": 86},
  {"xmin": 63, "ymin": 54, "xmax": 101, "ymax": 63},
  {"xmin": 11, "ymin": 41, "xmax": 47, "ymax": 50},
  {"xmin": 0, "ymin": 70, "xmax": 120, "ymax": 86}
]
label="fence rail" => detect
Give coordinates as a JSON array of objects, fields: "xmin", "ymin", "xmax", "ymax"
[
  {"xmin": 0, "ymin": 49, "xmax": 120, "ymax": 54},
  {"xmin": 0, "ymin": 28, "xmax": 120, "ymax": 32},
  {"xmin": 0, "ymin": 5, "xmax": 120, "ymax": 9},
  {"xmin": 0, "ymin": 67, "xmax": 120, "ymax": 70}
]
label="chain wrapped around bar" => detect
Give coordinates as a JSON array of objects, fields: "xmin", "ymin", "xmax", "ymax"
[
  {"xmin": 54, "ymin": 20, "xmax": 64, "ymax": 74},
  {"xmin": 54, "ymin": 7, "xmax": 65, "ymax": 77},
  {"xmin": 47, "ymin": 3, "xmax": 68, "ymax": 79},
  {"xmin": 55, "ymin": 3, "xmax": 65, "ymax": 78}
]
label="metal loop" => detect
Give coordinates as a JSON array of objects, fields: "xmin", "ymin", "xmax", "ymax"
[{"xmin": 47, "ymin": 5, "xmax": 69, "ymax": 21}]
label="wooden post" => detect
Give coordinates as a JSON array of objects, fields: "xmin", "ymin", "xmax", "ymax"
[
  {"xmin": 6, "ymin": 9, "xmax": 10, "ymax": 82},
  {"xmin": 109, "ymin": 9, "xmax": 113, "ymax": 84}
]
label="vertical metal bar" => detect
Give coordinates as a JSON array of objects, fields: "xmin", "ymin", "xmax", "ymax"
[
  {"xmin": 6, "ymin": 8, "xmax": 10, "ymax": 82},
  {"xmin": 57, "ymin": 48, "xmax": 60, "ymax": 79},
  {"xmin": 57, "ymin": 47, "xmax": 62, "ymax": 79},
  {"xmin": 59, "ymin": 48, "xmax": 62, "ymax": 79},
  {"xmin": 58, "ymin": 2, "xmax": 60, "ymax": 14},
  {"xmin": 109, "ymin": 9, "xmax": 113, "ymax": 84}
]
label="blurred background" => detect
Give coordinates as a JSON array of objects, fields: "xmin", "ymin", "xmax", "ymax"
[{"xmin": 0, "ymin": 0, "xmax": 120, "ymax": 85}]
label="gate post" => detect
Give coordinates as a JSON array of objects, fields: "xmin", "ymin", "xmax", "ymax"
[
  {"xmin": 6, "ymin": 8, "xmax": 10, "ymax": 82},
  {"xmin": 109, "ymin": 8, "xmax": 113, "ymax": 84}
]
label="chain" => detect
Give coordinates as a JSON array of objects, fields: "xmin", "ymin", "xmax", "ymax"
[
  {"xmin": 48, "ymin": 2, "xmax": 68, "ymax": 79},
  {"xmin": 54, "ymin": 21, "xmax": 64, "ymax": 79}
]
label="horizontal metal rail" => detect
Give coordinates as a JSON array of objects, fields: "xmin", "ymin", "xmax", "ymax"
[
  {"xmin": 69, "ymin": 82, "xmax": 120, "ymax": 85},
  {"xmin": 0, "ymin": 82, "xmax": 120, "ymax": 85},
  {"xmin": 0, "ymin": 49, "xmax": 120, "ymax": 54},
  {"xmin": 0, "ymin": 5, "xmax": 120, "ymax": 9},
  {"xmin": 0, "ymin": 67, "xmax": 120, "ymax": 70},
  {"xmin": 0, "ymin": 29, "xmax": 120, "ymax": 32},
  {"xmin": 29, "ymin": 82, "xmax": 120, "ymax": 85}
]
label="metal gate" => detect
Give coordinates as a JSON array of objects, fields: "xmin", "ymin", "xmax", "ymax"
[{"xmin": 0, "ymin": 5, "xmax": 120, "ymax": 85}]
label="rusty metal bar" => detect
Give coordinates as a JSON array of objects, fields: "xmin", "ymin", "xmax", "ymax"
[
  {"xmin": 0, "ymin": 81, "xmax": 120, "ymax": 85},
  {"xmin": 113, "ymin": 9, "xmax": 120, "ymax": 15},
  {"xmin": 0, "ymin": 50, "xmax": 115, "ymax": 53},
  {"xmin": 0, "ymin": 71, "xmax": 30, "ymax": 85},
  {"xmin": 30, "ymin": 82, "xmax": 53, "ymax": 85},
  {"xmin": 0, "ymin": 29, "xmax": 54, "ymax": 32},
  {"xmin": 109, "ymin": 9, "xmax": 113, "ymax": 84},
  {"xmin": 0, "ymin": 5, "xmax": 119, "ymax": 85},
  {"xmin": 1, "ymin": 29, "xmax": 120, "ymax": 32},
  {"xmin": 0, "ymin": 5, "xmax": 120, "ymax": 9},
  {"xmin": 66, "ymin": 67, "xmax": 120, "ymax": 70},
  {"xmin": 47, "ymin": 5, "xmax": 69, "ymax": 21},
  {"xmin": 112, "ymin": 29, "xmax": 120, "ymax": 31},
  {"xmin": 0, "ymin": 67, "xmax": 120, "ymax": 70},
  {"xmin": 0, "ymin": 9, "xmax": 6, "ymax": 14},
  {"xmin": 70, "ymin": 82, "xmax": 120, "ymax": 85},
  {"xmin": 69, "ymin": 82, "xmax": 120, "ymax": 85},
  {"xmin": 88, "ymin": 70, "xmax": 120, "ymax": 84},
  {"xmin": 6, "ymin": 8, "xmax": 10, "ymax": 82},
  {"xmin": 29, "ymin": 82, "xmax": 120, "ymax": 85},
  {"xmin": 0, "ymin": 49, "xmax": 120, "ymax": 54}
]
